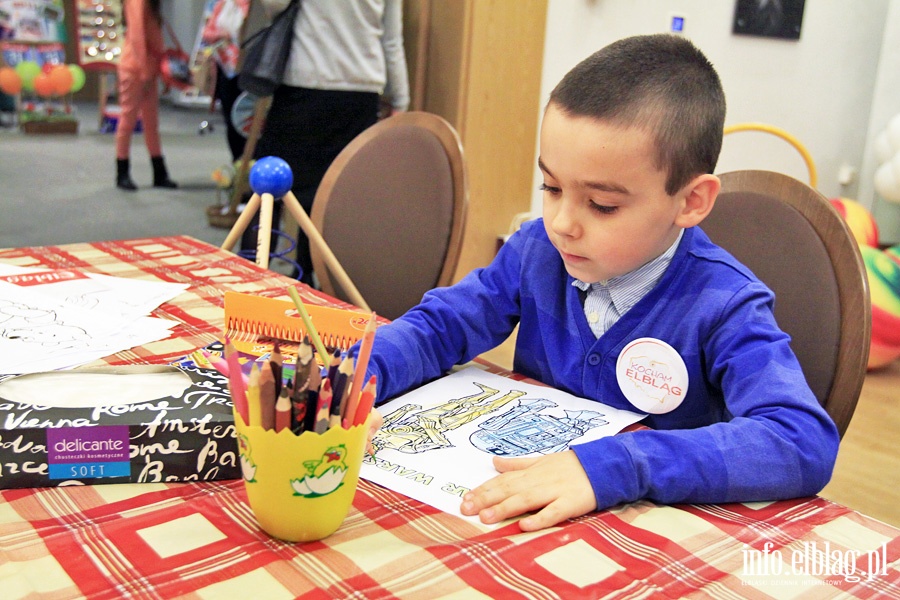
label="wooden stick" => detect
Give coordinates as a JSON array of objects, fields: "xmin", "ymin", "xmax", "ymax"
[
  {"xmin": 227, "ymin": 96, "xmax": 271, "ymax": 215},
  {"xmin": 281, "ymin": 190, "xmax": 371, "ymax": 311},
  {"xmin": 221, "ymin": 192, "xmax": 261, "ymax": 251},
  {"xmin": 256, "ymin": 192, "xmax": 274, "ymax": 269}
]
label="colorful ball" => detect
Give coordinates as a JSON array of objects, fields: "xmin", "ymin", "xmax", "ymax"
[
  {"xmin": 860, "ymin": 245, "xmax": 900, "ymax": 369},
  {"xmin": 14, "ymin": 60, "xmax": 41, "ymax": 92},
  {"xmin": 249, "ymin": 156, "xmax": 293, "ymax": 197},
  {"xmin": 830, "ymin": 197, "xmax": 879, "ymax": 248},
  {"xmin": 68, "ymin": 64, "xmax": 86, "ymax": 93},
  {"xmin": 0, "ymin": 66, "xmax": 22, "ymax": 95}
]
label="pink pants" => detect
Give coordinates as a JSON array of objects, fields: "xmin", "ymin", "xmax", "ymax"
[{"xmin": 115, "ymin": 70, "xmax": 162, "ymax": 159}]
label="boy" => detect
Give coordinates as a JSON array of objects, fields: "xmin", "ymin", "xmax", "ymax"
[{"xmin": 361, "ymin": 34, "xmax": 839, "ymax": 530}]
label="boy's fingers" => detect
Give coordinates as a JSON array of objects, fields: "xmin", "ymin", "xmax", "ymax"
[
  {"xmin": 519, "ymin": 499, "xmax": 577, "ymax": 531},
  {"xmin": 492, "ymin": 455, "xmax": 540, "ymax": 473}
]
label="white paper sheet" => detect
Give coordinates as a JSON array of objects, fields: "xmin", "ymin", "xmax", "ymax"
[
  {"xmin": 0, "ymin": 265, "xmax": 188, "ymax": 319},
  {"xmin": 0, "ymin": 279, "xmax": 176, "ymax": 375},
  {"xmin": 360, "ymin": 367, "xmax": 645, "ymax": 524}
]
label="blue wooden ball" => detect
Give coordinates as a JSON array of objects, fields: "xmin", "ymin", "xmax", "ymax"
[{"xmin": 249, "ymin": 156, "xmax": 293, "ymax": 197}]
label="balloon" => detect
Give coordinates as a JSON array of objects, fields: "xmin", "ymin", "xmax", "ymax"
[
  {"xmin": 33, "ymin": 72, "xmax": 55, "ymax": 97},
  {"xmin": 41, "ymin": 62, "xmax": 55, "ymax": 75},
  {"xmin": 49, "ymin": 65, "xmax": 73, "ymax": 95},
  {"xmin": 68, "ymin": 64, "xmax": 86, "ymax": 93},
  {"xmin": 0, "ymin": 67, "xmax": 22, "ymax": 95},
  {"xmin": 14, "ymin": 61, "xmax": 41, "ymax": 91}
]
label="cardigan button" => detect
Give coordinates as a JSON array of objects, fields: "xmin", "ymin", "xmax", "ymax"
[{"xmin": 587, "ymin": 353, "xmax": 601, "ymax": 366}]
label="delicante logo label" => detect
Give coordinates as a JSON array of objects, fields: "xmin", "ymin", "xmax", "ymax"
[
  {"xmin": 46, "ymin": 426, "xmax": 131, "ymax": 480},
  {"xmin": 742, "ymin": 541, "xmax": 890, "ymax": 585}
]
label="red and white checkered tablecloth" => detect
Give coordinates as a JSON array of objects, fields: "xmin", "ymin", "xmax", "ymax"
[{"xmin": 1, "ymin": 237, "xmax": 899, "ymax": 599}]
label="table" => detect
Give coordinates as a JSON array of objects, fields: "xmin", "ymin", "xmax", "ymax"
[{"xmin": 1, "ymin": 236, "xmax": 899, "ymax": 599}]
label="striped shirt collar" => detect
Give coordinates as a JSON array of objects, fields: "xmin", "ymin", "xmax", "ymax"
[{"xmin": 572, "ymin": 228, "xmax": 684, "ymax": 319}]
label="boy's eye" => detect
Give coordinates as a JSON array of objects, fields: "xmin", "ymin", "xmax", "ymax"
[
  {"xmin": 589, "ymin": 200, "xmax": 618, "ymax": 215},
  {"xmin": 539, "ymin": 183, "xmax": 561, "ymax": 195}
]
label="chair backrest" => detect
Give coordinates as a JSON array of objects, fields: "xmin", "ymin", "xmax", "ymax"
[
  {"xmin": 702, "ymin": 170, "xmax": 870, "ymax": 437},
  {"xmin": 309, "ymin": 111, "xmax": 468, "ymax": 321}
]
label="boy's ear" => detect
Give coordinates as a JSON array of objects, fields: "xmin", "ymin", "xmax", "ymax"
[{"xmin": 674, "ymin": 174, "xmax": 720, "ymax": 228}]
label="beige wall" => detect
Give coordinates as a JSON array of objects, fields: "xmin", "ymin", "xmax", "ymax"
[{"xmin": 404, "ymin": 0, "xmax": 548, "ymax": 280}]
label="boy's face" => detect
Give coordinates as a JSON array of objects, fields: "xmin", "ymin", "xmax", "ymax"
[{"xmin": 540, "ymin": 104, "xmax": 687, "ymax": 283}]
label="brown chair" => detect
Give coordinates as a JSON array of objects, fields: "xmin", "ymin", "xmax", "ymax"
[
  {"xmin": 309, "ymin": 111, "xmax": 468, "ymax": 321},
  {"xmin": 702, "ymin": 170, "xmax": 870, "ymax": 438}
]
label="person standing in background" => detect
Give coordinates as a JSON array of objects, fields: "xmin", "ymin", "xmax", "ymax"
[
  {"xmin": 200, "ymin": 0, "xmax": 269, "ymax": 162},
  {"xmin": 243, "ymin": 0, "xmax": 410, "ymax": 286},
  {"xmin": 115, "ymin": 0, "xmax": 178, "ymax": 191}
]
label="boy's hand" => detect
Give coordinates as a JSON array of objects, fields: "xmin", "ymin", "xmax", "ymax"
[
  {"xmin": 460, "ymin": 450, "xmax": 596, "ymax": 531},
  {"xmin": 365, "ymin": 408, "xmax": 383, "ymax": 455}
]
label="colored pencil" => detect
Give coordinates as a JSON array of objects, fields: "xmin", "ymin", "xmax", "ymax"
[
  {"xmin": 287, "ymin": 286, "xmax": 330, "ymax": 367},
  {"xmin": 314, "ymin": 378, "xmax": 333, "ymax": 434},
  {"xmin": 330, "ymin": 355, "xmax": 354, "ymax": 428},
  {"xmin": 224, "ymin": 338, "xmax": 249, "ymax": 425},
  {"xmin": 246, "ymin": 363, "xmax": 261, "ymax": 427},
  {"xmin": 293, "ymin": 337, "xmax": 313, "ymax": 390},
  {"xmin": 304, "ymin": 366, "xmax": 322, "ymax": 433},
  {"xmin": 275, "ymin": 387, "xmax": 291, "ymax": 432},
  {"xmin": 270, "ymin": 340, "xmax": 284, "ymax": 399},
  {"xmin": 258, "ymin": 360, "xmax": 276, "ymax": 430},
  {"xmin": 351, "ymin": 375, "xmax": 377, "ymax": 427},
  {"xmin": 200, "ymin": 349, "xmax": 230, "ymax": 377},
  {"xmin": 343, "ymin": 313, "xmax": 376, "ymax": 427}
]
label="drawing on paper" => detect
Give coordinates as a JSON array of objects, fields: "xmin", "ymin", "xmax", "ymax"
[
  {"xmin": 0, "ymin": 299, "xmax": 90, "ymax": 347},
  {"xmin": 372, "ymin": 380, "xmax": 608, "ymax": 457}
]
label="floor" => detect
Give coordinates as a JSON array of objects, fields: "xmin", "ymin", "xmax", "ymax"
[{"xmin": 3, "ymin": 100, "xmax": 899, "ymax": 529}]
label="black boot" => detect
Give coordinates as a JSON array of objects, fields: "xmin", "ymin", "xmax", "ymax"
[
  {"xmin": 116, "ymin": 158, "xmax": 137, "ymax": 191},
  {"xmin": 151, "ymin": 155, "xmax": 178, "ymax": 189}
]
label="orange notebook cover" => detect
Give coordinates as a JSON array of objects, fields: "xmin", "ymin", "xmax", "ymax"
[{"xmin": 223, "ymin": 291, "xmax": 372, "ymax": 362}]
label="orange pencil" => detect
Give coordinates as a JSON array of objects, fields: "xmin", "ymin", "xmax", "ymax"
[
  {"xmin": 259, "ymin": 361, "xmax": 276, "ymax": 430},
  {"xmin": 351, "ymin": 375, "xmax": 377, "ymax": 427},
  {"xmin": 343, "ymin": 313, "xmax": 376, "ymax": 427},
  {"xmin": 275, "ymin": 387, "xmax": 291, "ymax": 432}
]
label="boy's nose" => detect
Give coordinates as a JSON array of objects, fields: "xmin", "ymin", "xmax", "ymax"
[{"xmin": 550, "ymin": 200, "xmax": 580, "ymax": 238}]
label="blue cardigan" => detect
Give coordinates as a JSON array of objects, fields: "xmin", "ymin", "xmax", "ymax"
[{"xmin": 364, "ymin": 219, "xmax": 839, "ymax": 510}]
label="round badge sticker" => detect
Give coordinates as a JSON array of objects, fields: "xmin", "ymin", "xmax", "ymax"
[{"xmin": 616, "ymin": 338, "xmax": 689, "ymax": 414}]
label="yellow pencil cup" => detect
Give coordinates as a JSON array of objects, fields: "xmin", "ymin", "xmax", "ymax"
[{"xmin": 234, "ymin": 413, "xmax": 368, "ymax": 542}]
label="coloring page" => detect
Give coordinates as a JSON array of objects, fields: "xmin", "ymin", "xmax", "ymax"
[{"xmin": 360, "ymin": 367, "xmax": 645, "ymax": 525}]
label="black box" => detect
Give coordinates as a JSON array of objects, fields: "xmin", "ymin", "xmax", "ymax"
[{"xmin": 0, "ymin": 364, "xmax": 240, "ymax": 489}]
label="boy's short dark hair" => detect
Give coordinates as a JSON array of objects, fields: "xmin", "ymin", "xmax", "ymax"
[{"xmin": 549, "ymin": 34, "xmax": 726, "ymax": 195}]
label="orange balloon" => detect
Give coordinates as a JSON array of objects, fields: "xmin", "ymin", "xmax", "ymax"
[
  {"xmin": 49, "ymin": 64, "xmax": 74, "ymax": 95},
  {"xmin": 33, "ymin": 72, "xmax": 55, "ymax": 97},
  {"xmin": 0, "ymin": 66, "xmax": 22, "ymax": 95}
]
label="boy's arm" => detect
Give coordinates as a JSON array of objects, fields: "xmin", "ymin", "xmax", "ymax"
[
  {"xmin": 573, "ymin": 281, "xmax": 840, "ymax": 512},
  {"xmin": 361, "ymin": 231, "xmax": 524, "ymax": 403},
  {"xmin": 464, "ymin": 281, "xmax": 840, "ymax": 529}
]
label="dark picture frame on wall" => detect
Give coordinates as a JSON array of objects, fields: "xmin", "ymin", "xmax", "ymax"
[{"xmin": 732, "ymin": 0, "xmax": 806, "ymax": 40}]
